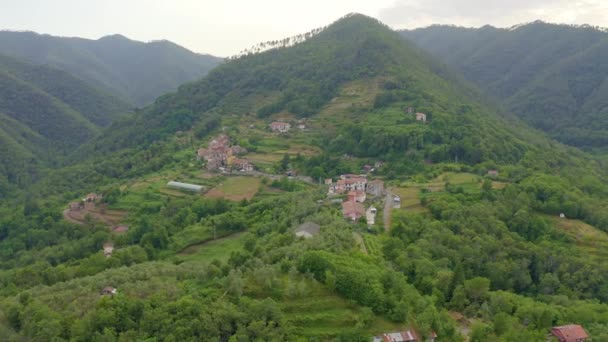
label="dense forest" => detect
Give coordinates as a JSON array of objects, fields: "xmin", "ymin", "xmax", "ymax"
[
  {"xmin": 0, "ymin": 55, "xmax": 132, "ymax": 197},
  {"xmin": 0, "ymin": 31, "xmax": 222, "ymax": 106},
  {"xmin": 402, "ymin": 22, "xmax": 608, "ymax": 149},
  {"xmin": 1, "ymin": 13, "xmax": 608, "ymax": 341}
]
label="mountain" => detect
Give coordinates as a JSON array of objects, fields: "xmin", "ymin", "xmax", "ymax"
[
  {"xmin": 401, "ymin": 22, "xmax": 608, "ymax": 148},
  {"xmin": 3, "ymin": 14, "xmax": 608, "ymax": 340},
  {"xmin": 0, "ymin": 54, "xmax": 131, "ymax": 195},
  {"xmin": 0, "ymin": 31, "xmax": 223, "ymax": 106}
]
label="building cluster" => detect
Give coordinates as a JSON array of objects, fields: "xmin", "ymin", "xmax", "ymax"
[
  {"xmin": 326, "ymin": 174, "xmax": 384, "ymax": 225},
  {"xmin": 197, "ymin": 134, "xmax": 254, "ymax": 172},
  {"xmin": 68, "ymin": 193, "xmax": 102, "ymax": 212},
  {"xmin": 269, "ymin": 119, "xmax": 308, "ymax": 133}
]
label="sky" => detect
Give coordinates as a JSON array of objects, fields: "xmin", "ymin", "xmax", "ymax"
[{"xmin": 0, "ymin": 0, "xmax": 607, "ymax": 56}]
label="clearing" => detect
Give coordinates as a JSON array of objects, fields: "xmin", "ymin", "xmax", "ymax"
[
  {"xmin": 63, "ymin": 202, "xmax": 128, "ymax": 227},
  {"xmin": 205, "ymin": 176, "xmax": 262, "ymax": 201},
  {"xmin": 177, "ymin": 232, "xmax": 247, "ymax": 263},
  {"xmin": 549, "ymin": 216, "xmax": 608, "ymax": 261}
]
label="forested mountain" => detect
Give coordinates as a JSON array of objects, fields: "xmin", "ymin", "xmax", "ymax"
[
  {"xmin": 0, "ymin": 55, "xmax": 131, "ymax": 195},
  {"xmin": 0, "ymin": 31, "xmax": 223, "ymax": 106},
  {"xmin": 2, "ymin": 14, "xmax": 608, "ymax": 341},
  {"xmin": 401, "ymin": 22, "xmax": 608, "ymax": 148}
]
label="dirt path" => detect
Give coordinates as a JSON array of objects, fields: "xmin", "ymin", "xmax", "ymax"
[{"xmin": 383, "ymin": 190, "xmax": 392, "ymax": 231}]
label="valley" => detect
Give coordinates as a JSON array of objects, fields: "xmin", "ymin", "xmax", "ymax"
[{"xmin": 1, "ymin": 13, "xmax": 608, "ymax": 342}]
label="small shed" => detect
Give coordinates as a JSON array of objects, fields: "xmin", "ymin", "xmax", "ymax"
[
  {"xmin": 167, "ymin": 181, "xmax": 204, "ymax": 193},
  {"xmin": 103, "ymin": 243, "xmax": 114, "ymax": 257},
  {"xmin": 112, "ymin": 225, "xmax": 129, "ymax": 233},
  {"xmin": 295, "ymin": 222, "xmax": 321, "ymax": 239},
  {"xmin": 101, "ymin": 287, "xmax": 117, "ymax": 296},
  {"xmin": 487, "ymin": 169, "xmax": 499, "ymax": 177}
]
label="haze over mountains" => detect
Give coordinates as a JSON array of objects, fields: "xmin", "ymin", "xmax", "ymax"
[
  {"xmin": 402, "ymin": 22, "xmax": 608, "ymax": 149},
  {"xmin": 2, "ymin": 13, "xmax": 608, "ymax": 341},
  {"xmin": 0, "ymin": 30, "xmax": 221, "ymax": 194},
  {"xmin": 0, "ymin": 31, "xmax": 222, "ymax": 106}
]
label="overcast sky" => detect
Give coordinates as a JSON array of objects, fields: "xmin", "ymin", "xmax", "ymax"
[{"xmin": 1, "ymin": 0, "xmax": 607, "ymax": 56}]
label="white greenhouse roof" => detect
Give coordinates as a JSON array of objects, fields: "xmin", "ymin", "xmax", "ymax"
[{"xmin": 167, "ymin": 181, "xmax": 204, "ymax": 192}]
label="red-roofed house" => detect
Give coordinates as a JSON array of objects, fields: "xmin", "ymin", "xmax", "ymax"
[
  {"xmin": 270, "ymin": 121, "xmax": 291, "ymax": 133},
  {"xmin": 551, "ymin": 325, "xmax": 589, "ymax": 342},
  {"xmin": 347, "ymin": 191, "xmax": 366, "ymax": 203},
  {"xmin": 373, "ymin": 329, "xmax": 436, "ymax": 342},
  {"xmin": 342, "ymin": 200, "xmax": 365, "ymax": 222}
]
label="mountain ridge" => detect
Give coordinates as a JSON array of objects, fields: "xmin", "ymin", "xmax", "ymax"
[
  {"xmin": 401, "ymin": 21, "xmax": 608, "ymax": 148},
  {"xmin": 0, "ymin": 30, "xmax": 223, "ymax": 106}
]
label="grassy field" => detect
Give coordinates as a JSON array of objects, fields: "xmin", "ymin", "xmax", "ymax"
[
  {"xmin": 176, "ymin": 232, "xmax": 247, "ymax": 263},
  {"xmin": 205, "ymin": 176, "xmax": 262, "ymax": 201},
  {"xmin": 549, "ymin": 216, "xmax": 608, "ymax": 261},
  {"xmin": 391, "ymin": 187, "xmax": 426, "ymax": 213}
]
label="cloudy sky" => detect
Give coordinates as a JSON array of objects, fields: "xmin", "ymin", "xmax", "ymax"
[{"xmin": 1, "ymin": 0, "xmax": 607, "ymax": 56}]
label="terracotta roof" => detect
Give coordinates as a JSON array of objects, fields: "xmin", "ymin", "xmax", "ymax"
[
  {"xmin": 552, "ymin": 325, "xmax": 589, "ymax": 341},
  {"xmin": 342, "ymin": 200, "xmax": 365, "ymax": 218},
  {"xmin": 380, "ymin": 330, "xmax": 418, "ymax": 342},
  {"xmin": 113, "ymin": 225, "xmax": 129, "ymax": 233}
]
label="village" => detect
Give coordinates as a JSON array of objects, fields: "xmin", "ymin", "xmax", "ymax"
[{"xmin": 58, "ymin": 111, "xmax": 593, "ymax": 340}]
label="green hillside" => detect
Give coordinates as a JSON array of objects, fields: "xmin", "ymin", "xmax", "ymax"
[
  {"xmin": 0, "ymin": 55, "xmax": 131, "ymax": 197},
  {"xmin": 2, "ymin": 14, "xmax": 608, "ymax": 341},
  {"xmin": 0, "ymin": 31, "xmax": 223, "ymax": 106},
  {"xmin": 402, "ymin": 22, "xmax": 608, "ymax": 149}
]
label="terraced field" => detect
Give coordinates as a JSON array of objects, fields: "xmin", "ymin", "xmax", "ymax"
[{"xmin": 280, "ymin": 282, "xmax": 401, "ymax": 339}]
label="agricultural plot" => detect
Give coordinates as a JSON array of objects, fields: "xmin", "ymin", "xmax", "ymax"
[{"xmin": 205, "ymin": 176, "xmax": 261, "ymax": 201}]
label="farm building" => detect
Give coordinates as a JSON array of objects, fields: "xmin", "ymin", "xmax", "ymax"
[
  {"xmin": 295, "ymin": 222, "xmax": 321, "ymax": 239},
  {"xmin": 167, "ymin": 181, "xmax": 204, "ymax": 193},
  {"xmin": 487, "ymin": 169, "xmax": 499, "ymax": 177},
  {"xmin": 551, "ymin": 325, "xmax": 589, "ymax": 342}
]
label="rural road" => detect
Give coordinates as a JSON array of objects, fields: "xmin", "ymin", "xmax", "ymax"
[{"xmin": 383, "ymin": 190, "xmax": 392, "ymax": 231}]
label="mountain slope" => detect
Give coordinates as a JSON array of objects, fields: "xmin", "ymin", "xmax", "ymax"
[
  {"xmin": 0, "ymin": 55, "xmax": 132, "ymax": 196},
  {"xmin": 401, "ymin": 22, "xmax": 608, "ymax": 148},
  {"xmin": 0, "ymin": 31, "xmax": 223, "ymax": 106}
]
